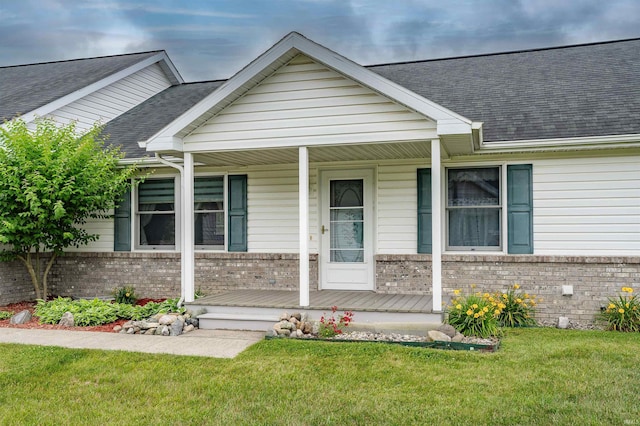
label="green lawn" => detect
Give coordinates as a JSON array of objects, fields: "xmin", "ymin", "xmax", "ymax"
[{"xmin": 0, "ymin": 328, "xmax": 638, "ymax": 425}]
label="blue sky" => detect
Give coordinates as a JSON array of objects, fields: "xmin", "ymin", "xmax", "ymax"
[{"xmin": 1, "ymin": 0, "xmax": 639, "ymax": 81}]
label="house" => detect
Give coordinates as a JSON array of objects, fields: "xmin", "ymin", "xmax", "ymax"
[{"xmin": 1, "ymin": 33, "xmax": 638, "ymax": 329}]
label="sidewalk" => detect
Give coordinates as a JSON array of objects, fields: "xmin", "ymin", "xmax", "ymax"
[{"xmin": 0, "ymin": 328, "xmax": 264, "ymax": 358}]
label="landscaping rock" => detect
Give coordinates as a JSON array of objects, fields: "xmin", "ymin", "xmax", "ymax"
[
  {"xmin": 113, "ymin": 325, "xmax": 122, "ymax": 332},
  {"xmin": 159, "ymin": 315, "xmax": 176, "ymax": 325},
  {"xmin": 451, "ymin": 332, "xmax": 464, "ymax": 342},
  {"xmin": 292, "ymin": 312, "xmax": 302, "ymax": 321},
  {"xmin": 302, "ymin": 322, "xmax": 313, "ymax": 334},
  {"xmin": 279, "ymin": 312, "xmax": 289, "ymax": 321},
  {"xmin": 427, "ymin": 330, "xmax": 452, "ymax": 342},
  {"xmin": 557, "ymin": 316, "xmax": 570, "ymax": 329},
  {"xmin": 170, "ymin": 318, "xmax": 184, "ymax": 336},
  {"xmin": 161, "ymin": 325, "xmax": 171, "ymax": 336},
  {"xmin": 10, "ymin": 310, "xmax": 32, "ymax": 324},
  {"xmin": 184, "ymin": 324, "xmax": 195, "ymax": 333},
  {"xmin": 436, "ymin": 324, "xmax": 457, "ymax": 338},
  {"xmin": 58, "ymin": 312, "xmax": 75, "ymax": 327}
]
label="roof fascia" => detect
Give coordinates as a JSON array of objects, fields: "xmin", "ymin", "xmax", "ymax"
[
  {"xmin": 145, "ymin": 32, "xmax": 472, "ymax": 152},
  {"xmin": 20, "ymin": 52, "xmax": 182, "ymax": 124},
  {"xmin": 478, "ymin": 133, "xmax": 640, "ymax": 153}
]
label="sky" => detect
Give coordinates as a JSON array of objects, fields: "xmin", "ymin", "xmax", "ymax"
[{"xmin": 1, "ymin": 0, "xmax": 639, "ymax": 82}]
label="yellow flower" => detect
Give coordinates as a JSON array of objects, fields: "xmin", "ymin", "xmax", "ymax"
[
  {"xmin": 627, "ymin": 287, "xmax": 633, "ymax": 294},
  {"xmin": 524, "ymin": 293, "xmax": 529, "ymax": 299},
  {"xmin": 483, "ymin": 293, "xmax": 490, "ymax": 299},
  {"xmin": 513, "ymin": 284, "xmax": 520, "ymax": 290},
  {"xmin": 471, "ymin": 284, "xmax": 476, "ymax": 289},
  {"xmin": 474, "ymin": 313, "xmax": 480, "ymax": 318},
  {"xmin": 494, "ymin": 309, "xmax": 501, "ymax": 316},
  {"xmin": 502, "ymin": 294, "xmax": 508, "ymax": 299},
  {"xmin": 619, "ymin": 308, "xmax": 625, "ymax": 314},
  {"xmin": 516, "ymin": 298, "xmax": 522, "ymax": 304},
  {"xmin": 608, "ymin": 303, "xmax": 615, "ymax": 309},
  {"xmin": 499, "ymin": 303, "xmax": 506, "ymax": 309},
  {"xmin": 456, "ymin": 304, "xmax": 462, "ymax": 310},
  {"xmin": 626, "ymin": 303, "xmax": 630, "ymax": 308},
  {"xmin": 453, "ymin": 289, "xmax": 461, "ymax": 296},
  {"xmin": 125, "ymin": 292, "xmax": 130, "ymax": 297},
  {"xmin": 466, "ymin": 309, "xmax": 474, "ymax": 316},
  {"xmin": 483, "ymin": 306, "xmax": 489, "ymax": 313},
  {"xmin": 472, "ymin": 304, "xmax": 478, "ymax": 309}
]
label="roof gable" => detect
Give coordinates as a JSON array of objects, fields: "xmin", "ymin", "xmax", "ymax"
[
  {"xmin": 146, "ymin": 32, "xmax": 472, "ymax": 152},
  {"xmin": 0, "ymin": 51, "xmax": 183, "ymax": 122}
]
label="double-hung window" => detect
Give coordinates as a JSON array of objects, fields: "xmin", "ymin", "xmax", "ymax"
[
  {"xmin": 194, "ymin": 176, "xmax": 225, "ymax": 249},
  {"xmin": 137, "ymin": 178, "xmax": 176, "ymax": 247},
  {"xmin": 446, "ymin": 167, "xmax": 501, "ymax": 250}
]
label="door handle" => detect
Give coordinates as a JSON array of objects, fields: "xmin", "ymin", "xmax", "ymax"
[{"xmin": 321, "ymin": 225, "xmax": 329, "ymax": 234}]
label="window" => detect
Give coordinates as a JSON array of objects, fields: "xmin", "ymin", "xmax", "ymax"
[
  {"xmin": 446, "ymin": 167, "xmax": 501, "ymax": 250},
  {"xmin": 137, "ymin": 178, "xmax": 176, "ymax": 247},
  {"xmin": 195, "ymin": 176, "xmax": 224, "ymax": 248}
]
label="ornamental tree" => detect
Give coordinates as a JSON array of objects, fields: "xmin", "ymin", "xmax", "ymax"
[{"xmin": 0, "ymin": 118, "xmax": 138, "ymax": 299}]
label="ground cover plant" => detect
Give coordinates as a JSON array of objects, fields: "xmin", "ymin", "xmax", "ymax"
[
  {"xmin": 0, "ymin": 328, "xmax": 638, "ymax": 425},
  {"xmin": 34, "ymin": 297, "xmax": 184, "ymax": 326}
]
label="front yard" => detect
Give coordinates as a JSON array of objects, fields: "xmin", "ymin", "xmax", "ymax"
[{"xmin": 0, "ymin": 327, "xmax": 638, "ymax": 425}]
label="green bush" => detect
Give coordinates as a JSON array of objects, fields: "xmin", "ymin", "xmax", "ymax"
[
  {"xmin": 446, "ymin": 290, "xmax": 500, "ymax": 338},
  {"xmin": 34, "ymin": 297, "xmax": 186, "ymax": 326},
  {"xmin": 0, "ymin": 310, "xmax": 13, "ymax": 320},
  {"xmin": 598, "ymin": 287, "xmax": 639, "ymax": 332},
  {"xmin": 491, "ymin": 284, "xmax": 538, "ymax": 327},
  {"xmin": 113, "ymin": 285, "xmax": 137, "ymax": 305}
]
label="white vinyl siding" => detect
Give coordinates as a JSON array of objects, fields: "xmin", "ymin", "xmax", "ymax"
[
  {"xmin": 65, "ymin": 216, "xmax": 115, "ymax": 252},
  {"xmin": 377, "ymin": 163, "xmax": 420, "ymax": 253},
  {"xmin": 183, "ymin": 54, "xmax": 437, "ymax": 150},
  {"xmin": 41, "ymin": 63, "xmax": 172, "ymax": 132},
  {"xmin": 533, "ymin": 155, "xmax": 640, "ymax": 255}
]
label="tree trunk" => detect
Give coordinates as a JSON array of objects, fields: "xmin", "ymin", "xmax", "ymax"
[
  {"xmin": 17, "ymin": 252, "xmax": 42, "ymax": 300},
  {"xmin": 42, "ymin": 253, "xmax": 57, "ymax": 300}
]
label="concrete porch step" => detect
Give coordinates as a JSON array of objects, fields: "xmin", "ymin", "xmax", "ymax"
[{"xmin": 195, "ymin": 305, "xmax": 443, "ymax": 335}]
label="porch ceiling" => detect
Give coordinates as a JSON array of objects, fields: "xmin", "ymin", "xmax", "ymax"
[{"xmin": 192, "ymin": 140, "xmax": 433, "ymax": 166}]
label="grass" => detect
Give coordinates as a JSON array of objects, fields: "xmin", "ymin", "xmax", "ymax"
[{"xmin": 0, "ymin": 328, "xmax": 639, "ymax": 425}]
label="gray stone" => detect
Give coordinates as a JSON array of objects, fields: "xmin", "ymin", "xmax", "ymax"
[
  {"xmin": 10, "ymin": 310, "xmax": 32, "ymax": 325},
  {"xmin": 126, "ymin": 327, "xmax": 136, "ymax": 334},
  {"xmin": 159, "ymin": 315, "xmax": 176, "ymax": 325},
  {"xmin": 557, "ymin": 316, "xmax": 570, "ymax": 329},
  {"xmin": 302, "ymin": 322, "xmax": 313, "ymax": 334},
  {"xmin": 183, "ymin": 324, "xmax": 195, "ymax": 333},
  {"xmin": 279, "ymin": 312, "xmax": 289, "ymax": 321},
  {"xmin": 279, "ymin": 329, "xmax": 291, "ymax": 337},
  {"xmin": 292, "ymin": 312, "xmax": 302, "ymax": 321},
  {"xmin": 119, "ymin": 329, "xmax": 128, "ymax": 334},
  {"xmin": 161, "ymin": 325, "xmax": 171, "ymax": 336},
  {"xmin": 451, "ymin": 332, "xmax": 464, "ymax": 342},
  {"xmin": 145, "ymin": 328, "xmax": 157, "ymax": 335},
  {"xmin": 295, "ymin": 329, "xmax": 303, "ymax": 338},
  {"xmin": 427, "ymin": 330, "xmax": 452, "ymax": 342},
  {"xmin": 437, "ymin": 324, "xmax": 457, "ymax": 338},
  {"xmin": 140, "ymin": 321, "xmax": 160, "ymax": 330},
  {"xmin": 289, "ymin": 317, "xmax": 299, "ymax": 326},
  {"xmin": 279, "ymin": 320, "xmax": 293, "ymax": 330},
  {"xmin": 170, "ymin": 318, "xmax": 184, "ymax": 336},
  {"xmin": 113, "ymin": 325, "xmax": 123, "ymax": 332},
  {"xmin": 58, "ymin": 312, "xmax": 75, "ymax": 327},
  {"xmin": 266, "ymin": 329, "xmax": 277, "ymax": 337},
  {"xmin": 273, "ymin": 323, "xmax": 283, "ymax": 333}
]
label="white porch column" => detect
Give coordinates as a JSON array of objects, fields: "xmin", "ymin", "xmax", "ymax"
[
  {"xmin": 431, "ymin": 139, "xmax": 443, "ymax": 312},
  {"xmin": 183, "ymin": 152, "xmax": 195, "ymax": 303},
  {"xmin": 299, "ymin": 146, "xmax": 310, "ymax": 307}
]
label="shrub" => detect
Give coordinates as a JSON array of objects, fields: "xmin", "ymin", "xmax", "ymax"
[
  {"xmin": 0, "ymin": 310, "xmax": 13, "ymax": 320},
  {"xmin": 491, "ymin": 284, "xmax": 538, "ymax": 327},
  {"xmin": 318, "ymin": 306, "xmax": 354, "ymax": 338},
  {"xmin": 598, "ymin": 287, "xmax": 639, "ymax": 332},
  {"xmin": 447, "ymin": 290, "xmax": 500, "ymax": 338},
  {"xmin": 113, "ymin": 286, "xmax": 137, "ymax": 305}
]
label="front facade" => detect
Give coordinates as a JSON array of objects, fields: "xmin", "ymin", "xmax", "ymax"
[{"xmin": 1, "ymin": 33, "xmax": 639, "ymax": 325}]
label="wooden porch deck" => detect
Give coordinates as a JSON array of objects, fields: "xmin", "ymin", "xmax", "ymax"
[{"xmin": 191, "ymin": 289, "xmax": 436, "ymax": 313}]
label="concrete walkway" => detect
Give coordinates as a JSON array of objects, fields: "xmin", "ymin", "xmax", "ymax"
[{"xmin": 0, "ymin": 328, "xmax": 264, "ymax": 358}]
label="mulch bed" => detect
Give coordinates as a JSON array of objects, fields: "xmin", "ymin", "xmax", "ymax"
[{"xmin": 0, "ymin": 298, "xmax": 165, "ymax": 333}]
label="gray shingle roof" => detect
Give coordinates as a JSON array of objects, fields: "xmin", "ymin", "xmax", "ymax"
[
  {"xmin": 0, "ymin": 51, "xmax": 164, "ymax": 121},
  {"xmin": 102, "ymin": 81, "xmax": 224, "ymax": 158},
  {"xmin": 368, "ymin": 38, "xmax": 640, "ymax": 142}
]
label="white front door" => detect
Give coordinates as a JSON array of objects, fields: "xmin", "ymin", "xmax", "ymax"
[{"xmin": 320, "ymin": 169, "xmax": 374, "ymax": 290}]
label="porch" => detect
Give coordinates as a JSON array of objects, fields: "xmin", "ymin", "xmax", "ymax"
[{"xmin": 187, "ymin": 289, "xmax": 444, "ymax": 335}]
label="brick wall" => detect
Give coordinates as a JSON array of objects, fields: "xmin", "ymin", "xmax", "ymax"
[
  {"xmin": 375, "ymin": 254, "xmax": 640, "ymax": 325},
  {"xmin": 3, "ymin": 252, "xmax": 639, "ymax": 326}
]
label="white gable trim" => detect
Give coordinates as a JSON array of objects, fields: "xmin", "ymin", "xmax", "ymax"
[
  {"xmin": 20, "ymin": 52, "xmax": 183, "ymax": 125},
  {"xmin": 145, "ymin": 32, "xmax": 472, "ymax": 153},
  {"xmin": 480, "ymin": 133, "xmax": 640, "ymax": 152}
]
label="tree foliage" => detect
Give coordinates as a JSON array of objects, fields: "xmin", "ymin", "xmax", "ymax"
[{"xmin": 0, "ymin": 118, "xmax": 138, "ymax": 299}]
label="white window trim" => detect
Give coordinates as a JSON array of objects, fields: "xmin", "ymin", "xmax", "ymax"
[
  {"xmin": 194, "ymin": 173, "xmax": 228, "ymax": 252},
  {"xmin": 444, "ymin": 163, "xmax": 503, "ymax": 252},
  {"xmin": 134, "ymin": 174, "xmax": 180, "ymax": 251}
]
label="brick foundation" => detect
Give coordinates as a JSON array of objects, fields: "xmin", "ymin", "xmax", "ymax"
[
  {"xmin": 375, "ymin": 254, "xmax": 640, "ymax": 324},
  {"xmin": 2, "ymin": 252, "xmax": 638, "ymax": 326}
]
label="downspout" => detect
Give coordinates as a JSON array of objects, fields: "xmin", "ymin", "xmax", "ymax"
[{"xmin": 154, "ymin": 153, "xmax": 185, "ymax": 308}]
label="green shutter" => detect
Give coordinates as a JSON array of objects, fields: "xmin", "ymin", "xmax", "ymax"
[
  {"xmin": 417, "ymin": 168, "xmax": 432, "ymax": 254},
  {"xmin": 114, "ymin": 189, "xmax": 131, "ymax": 251},
  {"xmin": 507, "ymin": 164, "xmax": 533, "ymax": 254},
  {"xmin": 227, "ymin": 175, "xmax": 248, "ymax": 252}
]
